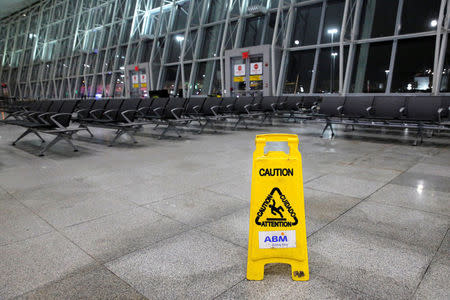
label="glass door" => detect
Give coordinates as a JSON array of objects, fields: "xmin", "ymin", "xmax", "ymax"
[
  {"xmin": 231, "ymin": 54, "xmax": 264, "ymax": 97},
  {"xmin": 249, "ymin": 55, "xmax": 263, "ymax": 97},
  {"xmin": 126, "ymin": 65, "xmax": 149, "ymax": 98}
]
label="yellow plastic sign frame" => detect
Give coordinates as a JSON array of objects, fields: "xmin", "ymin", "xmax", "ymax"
[{"xmin": 247, "ymin": 134, "xmax": 309, "ymax": 281}]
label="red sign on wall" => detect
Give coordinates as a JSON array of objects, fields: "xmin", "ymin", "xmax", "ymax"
[{"xmin": 242, "ymin": 51, "xmax": 249, "ymax": 59}]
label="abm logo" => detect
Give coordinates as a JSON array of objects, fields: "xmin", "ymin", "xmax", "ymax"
[{"xmin": 264, "ymin": 235, "xmax": 288, "ymax": 243}]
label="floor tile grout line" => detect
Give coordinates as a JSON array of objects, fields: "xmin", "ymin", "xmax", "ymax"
[
  {"xmin": 6, "ymin": 188, "xmax": 184, "ymax": 300},
  {"xmin": 303, "ymin": 185, "xmax": 363, "ymax": 200},
  {"xmin": 10, "ymin": 264, "xmax": 150, "ymax": 300},
  {"xmin": 101, "ymin": 226, "xmax": 195, "ymax": 266},
  {"xmin": 369, "ymin": 198, "xmax": 450, "ymax": 218},
  {"xmin": 2, "ymin": 190, "xmax": 150, "ymax": 299},
  {"xmin": 411, "ymin": 227, "xmax": 449, "ymax": 298},
  {"xmin": 102, "ymin": 266, "xmax": 150, "ymax": 300},
  {"xmin": 194, "ymin": 226, "xmax": 248, "ymax": 250},
  {"xmin": 313, "ymin": 273, "xmax": 383, "ymax": 300},
  {"xmin": 212, "ymin": 278, "xmax": 246, "ymax": 299},
  {"xmin": 306, "ymin": 161, "xmax": 417, "ymax": 240}
]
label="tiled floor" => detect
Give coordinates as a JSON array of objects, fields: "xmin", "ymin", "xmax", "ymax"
[{"xmin": 0, "ymin": 121, "xmax": 449, "ymax": 299}]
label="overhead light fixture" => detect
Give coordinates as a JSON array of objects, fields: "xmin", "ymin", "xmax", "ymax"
[
  {"xmin": 175, "ymin": 35, "xmax": 184, "ymax": 42},
  {"xmin": 294, "ymin": 40, "xmax": 300, "ymax": 45},
  {"xmin": 327, "ymin": 28, "xmax": 338, "ymax": 35},
  {"xmin": 430, "ymin": 19, "xmax": 438, "ymax": 27},
  {"xmin": 247, "ymin": 5, "xmax": 267, "ymax": 15}
]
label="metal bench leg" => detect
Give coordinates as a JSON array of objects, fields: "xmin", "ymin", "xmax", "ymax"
[
  {"xmin": 233, "ymin": 116, "xmax": 242, "ymax": 130},
  {"xmin": 413, "ymin": 127, "xmax": 424, "ymax": 146},
  {"xmin": 125, "ymin": 129, "xmax": 138, "ymax": 144},
  {"xmin": 242, "ymin": 117, "xmax": 248, "ymax": 129},
  {"xmin": 153, "ymin": 123, "xmax": 160, "ymax": 130},
  {"xmin": 159, "ymin": 125, "xmax": 170, "ymax": 139},
  {"xmin": 38, "ymin": 134, "xmax": 63, "ymax": 156},
  {"xmin": 320, "ymin": 123, "xmax": 329, "ymax": 138},
  {"xmin": 62, "ymin": 133, "xmax": 78, "ymax": 152},
  {"xmin": 12, "ymin": 128, "xmax": 33, "ymax": 145},
  {"xmin": 198, "ymin": 119, "xmax": 209, "ymax": 134},
  {"xmin": 33, "ymin": 131, "xmax": 46, "ymax": 143},
  {"xmin": 109, "ymin": 129, "xmax": 125, "ymax": 147},
  {"xmin": 173, "ymin": 124, "xmax": 182, "ymax": 138},
  {"xmin": 259, "ymin": 113, "xmax": 268, "ymax": 126},
  {"xmin": 79, "ymin": 124, "xmax": 94, "ymax": 137}
]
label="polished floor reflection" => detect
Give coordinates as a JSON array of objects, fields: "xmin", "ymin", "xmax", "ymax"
[{"xmin": 0, "ymin": 122, "xmax": 449, "ymax": 299}]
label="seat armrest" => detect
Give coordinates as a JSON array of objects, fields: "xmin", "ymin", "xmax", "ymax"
[
  {"xmin": 153, "ymin": 107, "xmax": 164, "ymax": 118},
  {"xmin": 75, "ymin": 108, "xmax": 88, "ymax": 118},
  {"xmin": 37, "ymin": 112, "xmax": 54, "ymax": 125},
  {"xmin": 89, "ymin": 109, "xmax": 104, "ymax": 119},
  {"xmin": 399, "ymin": 107, "xmax": 405, "ymax": 113},
  {"xmin": 103, "ymin": 109, "xmax": 118, "ymax": 121},
  {"xmin": 193, "ymin": 105, "xmax": 201, "ymax": 114},
  {"xmin": 271, "ymin": 103, "xmax": 277, "ymax": 112},
  {"xmin": 244, "ymin": 104, "xmax": 252, "ymax": 114},
  {"xmin": 337, "ymin": 105, "xmax": 343, "ymax": 115},
  {"xmin": 211, "ymin": 105, "xmax": 220, "ymax": 116},
  {"xmin": 121, "ymin": 109, "xmax": 137, "ymax": 123},
  {"xmin": 137, "ymin": 106, "xmax": 150, "ymax": 117},
  {"xmin": 50, "ymin": 113, "xmax": 72, "ymax": 129},
  {"xmin": 171, "ymin": 107, "xmax": 184, "ymax": 120}
]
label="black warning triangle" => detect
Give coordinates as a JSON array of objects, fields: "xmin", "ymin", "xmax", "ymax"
[{"xmin": 255, "ymin": 187, "xmax": 298, "ymax": 227}]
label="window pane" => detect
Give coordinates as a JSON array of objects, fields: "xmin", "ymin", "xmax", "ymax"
[
  {"xmin": 440, "ymin": 42, "xmax": 450, "ymax": 92},
  {"xmin": 163, "ymin": 66, "xmax": 179, "ymax": 95},
  {"xmin": 359, "ymin": 0, "xmax": 398, "ymax": 39},
  {"xmin": 291, "ymin": 3, "xmax": 322, "ymax": 47},
  {"xmin": 391, "ymin": 37, "xmax": 435, "ymax": 92},
  {"xmin": 182, "ymin": 63, "xmax": 192, "ymax": 93},
  {"xmin": 399, "ymin": 0, "xmax": 440, "ymax": 35},
  {"xmin": 193, "ymin": 61, "xmax": 214, "ymax": 95},
  {"xmin": 321, "ymin": 0, "xmax": 345, "ymax": 44},
  {"xmin": 225, "ymin": 21, "xmax": 238, "ymax": 50},
  {"xmin": 167, "ymin": 34, "xmax": 183, "ymax": 63},
  {"xmin": 140, "ymin": 40, "xmax": 153, "ymax": 63},
  {"xmin": 200, "ymin": 26, "xmax": 220, "ymax": 58},
  {"xmin": 184, "ymin": 30, "xmax": 197, "ymax": 61},
  {"xmin": 173, "ymin": 2, "xmax": 190, "ymax": 31},
  {"xmin": 314, "ymin": 46, "xmax": 348, "ymax": 93},
  {"xmin": 283, "ymin": 50, "xmax": 315, "ymax": 94},
  {"xmin": 243, "ymin": 16, "xmax": 264, "ymax": 47},
  {"xmin": 350, "ymin": 42, "xmax": 392, "ymax": 93},
  {"xmin": 207, "ymin": 0, "xmax": 228, "ymax": 23}
]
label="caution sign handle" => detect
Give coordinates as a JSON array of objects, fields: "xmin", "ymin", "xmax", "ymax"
[{"xmin": 254, "ymin": 134, "xmax": 300, "ymax": 157}]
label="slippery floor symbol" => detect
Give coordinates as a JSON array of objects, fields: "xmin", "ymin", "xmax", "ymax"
[{"xmin": 255, "ymin": 187, "xmax": 298, "ymax": 227}]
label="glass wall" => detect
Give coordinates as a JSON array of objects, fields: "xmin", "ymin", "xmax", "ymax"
[{"xmin": 0, "ymin": 0, "xmax": 449, "ymax": 99}]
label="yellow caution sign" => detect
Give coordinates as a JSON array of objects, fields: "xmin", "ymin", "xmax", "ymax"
[
  {"xmin": 247, "ymin": 134, "xmax": 309, "ymax": 281},
  {"xmin": 233, "ymin": 76, "xmax": 245, "ymax": 82}
]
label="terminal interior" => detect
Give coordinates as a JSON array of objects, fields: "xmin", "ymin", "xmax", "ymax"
[{"xmin": 0, "ymin": 0, "xmax": 449, "ymax": 299}]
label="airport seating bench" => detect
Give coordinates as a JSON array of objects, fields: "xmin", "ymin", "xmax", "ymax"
[
  {"xmin": 313, "ymin": 95, "xmax": 450, "ymax": 145},
  {"xmin": 1, "ymin": 100, "xmax": 86, "ymax": 155}
]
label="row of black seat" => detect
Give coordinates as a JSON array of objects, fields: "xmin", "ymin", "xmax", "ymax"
[
  {"xmin": 313, "ymin": 96, "xmax": 450, "ymax": 145},
  {"xmin": 2, "ymin": 95, "xmax": 449, "ymax": 155}
]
